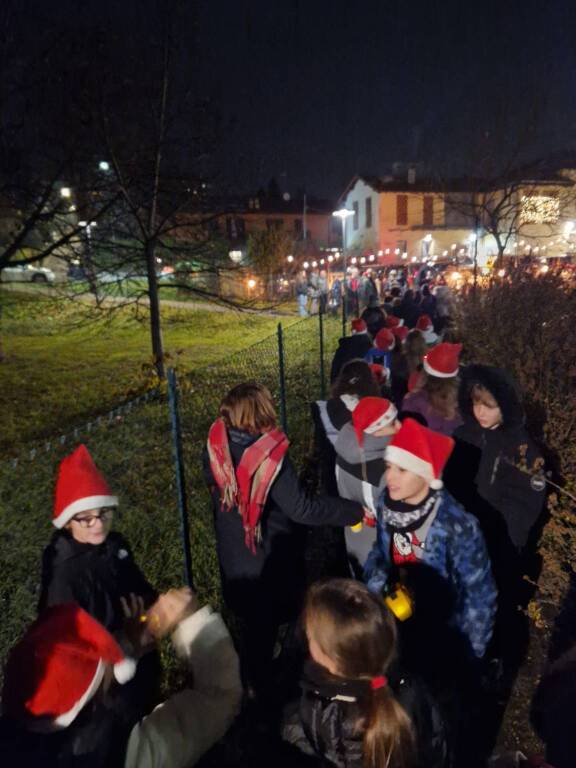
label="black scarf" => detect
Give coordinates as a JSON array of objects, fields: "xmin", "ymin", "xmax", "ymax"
[{"xmin": 380, "ymin": 488, "xmax": 439, "ymax": 532}]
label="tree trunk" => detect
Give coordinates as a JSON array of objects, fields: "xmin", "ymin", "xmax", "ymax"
[{"xmin": 145, "ymin": 238, "xmax": 165, "ymax": 379}]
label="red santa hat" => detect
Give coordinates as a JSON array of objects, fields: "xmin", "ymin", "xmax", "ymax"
[
  {"xmin": 385, "ymin": 315, "xmax": 404, "ymax": 328},
  {"xmin": 352, "ymin": 397, "xmax": 398, "ymax": 446},
  {"xmin": 368, "ymin": 363, "xmax": 390, "ymax": 386},
  {"xmin": 391, "ymin": 325, "xmax": 409, "ymax": 344},
  {"xmin": 423, "ymin": 342, "xmax": 462, "ymax": 378},
  {"xmin": 385, "ymin": 417, "xmax": 454, "ymax": 489},
  {"xmin": 351, "ymin": 318, "xmax": 368, "ymax": 335},
  {"xmin": 2, "ymin": 604, "xmax": 137, "ymax": 730},
  {"xmin": 374, "ymin": 328, "xmax": 395, "ymax": 351},
  {"xmin": 53, "ymin": 444, "xmax": 118, "ymax": 529},
  {"xmin": 416, "ymin": 314, "xmax": 433, "ymax": 332}
]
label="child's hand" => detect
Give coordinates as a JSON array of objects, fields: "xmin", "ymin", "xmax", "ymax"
[
  {"xmin": 145, "ymin": 587, "xmax": 199, "ymax": 640},
  {"xmin": 120, "ymin": 592, "xmax": 155, "ymax": 653}
]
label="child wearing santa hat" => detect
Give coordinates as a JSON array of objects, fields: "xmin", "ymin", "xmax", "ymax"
[
  {"xmin": 38, "ymin": 444, "xmax": 160, "ymax": 716},
  {"xmin": 329, "ymin": 318, "xmax": 373, "ymax": 383},
  {"xmin": 400, "ymin": 342, "xmax": 464, "ymax": 436},
  {"xmin": 415, "ymin": 314, "xmax": 439, "ymax": 345},
  {"xmin": 364, "ymin": 418, "xmax": 497, "ymax": 682},
  {"xmin": 364, "ymin": 327, "xmax": 395, "ymax": 374},
  {"xmin": 334, "ymin": 397, "xmax": 399, "ymax": 576},
  {"xmin": 0, "ymin": 592, "xmax": 242, "ymax": 768}
]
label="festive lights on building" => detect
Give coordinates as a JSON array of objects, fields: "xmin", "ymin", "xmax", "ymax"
[{"xmin": 520, "ymin": 195, "xmax": 560, "ymax": 224}]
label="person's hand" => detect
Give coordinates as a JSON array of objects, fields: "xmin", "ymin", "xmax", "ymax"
[
  {"xmin": 120, "ymin": 592, "xmax": 154, "ymax": 654},
  {"xmin": 145, "ymin": 587, "xmax": 199, "ymax": 640}
]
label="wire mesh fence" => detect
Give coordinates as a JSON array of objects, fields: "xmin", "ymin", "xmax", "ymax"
[{"xmin": 0, "ymin": 312, "xmax": 344, "ymax": 685}]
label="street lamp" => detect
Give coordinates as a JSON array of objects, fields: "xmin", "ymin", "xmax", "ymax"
[
  {"xmin": 332, "ymin": 207, "xmax": 354, "ymax": 334},
  {"xmin": 60, "ymin": 187, "xmax": 71, "ymax": 198},
  {"xmin": 99, "ymin": 161, "xmax": 110, "ymax": 172}
]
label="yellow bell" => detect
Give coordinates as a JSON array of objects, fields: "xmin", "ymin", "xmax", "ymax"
[
  {"xmin": 350, "ymin": 522, "xmax": 363, "ymax": 532},
  {"xmin": 384, "ymin": 584, "xmax": 413, "ymax": 622}
]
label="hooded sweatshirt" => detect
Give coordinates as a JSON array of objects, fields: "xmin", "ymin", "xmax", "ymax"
[
  {"xmin": 335, "ymin": 424, "xmax": 393, "ymax": 570},
  {"xmin": 445, "ymin": 364, "xmax": 545, "ymax": 551}
]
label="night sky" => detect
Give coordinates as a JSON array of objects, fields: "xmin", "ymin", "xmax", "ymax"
[{"xmin": 12, "ymin": 0, "xmax": 576, "ymax": 199}]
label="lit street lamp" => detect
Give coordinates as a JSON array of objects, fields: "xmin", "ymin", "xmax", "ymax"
[{"xmin": 332, "ymin": 207, "xmax": 354, "ymax": 334}]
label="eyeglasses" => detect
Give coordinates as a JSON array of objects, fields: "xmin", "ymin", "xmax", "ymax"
[{"xmin": 72, "ymin": 508, "xmax": 115, "ymax": 528}]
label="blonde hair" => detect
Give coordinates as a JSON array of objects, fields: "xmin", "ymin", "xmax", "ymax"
[
  {"xmin": 219, "ymin": 382, "xmax": 277, "ymax": 434},
  {"xmin": 304, "ymin": 580, "xmax": 416, "ymax": 768}
]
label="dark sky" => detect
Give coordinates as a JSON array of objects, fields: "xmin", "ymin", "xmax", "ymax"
[
  {"xmin": 195, "ymin": 0, "xmax": 576, "ymax": 198},
  {"xmin": 11, "ymin": 0, "xmax": 576, "ymax": 199}
]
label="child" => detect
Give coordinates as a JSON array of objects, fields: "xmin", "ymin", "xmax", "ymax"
[
  {"xmin": 330, "ymin": 318, "xmax": 373, "ymax": 383},
  {"xmin": 334, "ymin": 397, "xmax": 399, "ymax": 575},
  {"xmin": 282, "ymin": 578, "xmax": 448, "ymax": 768},
  {"xmin": 204, "ymin": 382, "xmax": 364, "ymax": 695},
  {"xmin": 364, "ymin": 327, "xmax": 395, "ymax": 372},
  {"xmin": 38, "ymin": 444, "xmax": 160, "ymax": 716},
  {"xmin": 311, "ymin": 359, "xmax": 380, "ymax": 495},
  {"xmin": 401, "ymin": 343, "xmax": 463, "ymax": 436},
  {"xmin": 364, "ymin": 418, "xmax": 497, "ymax": 677},
  {"xmin": 415, "ymin": 314, "xmax": 439, "ymax": 345},
  {"xmin": 0, "ymin": 591, "xmax": 241, "ymax": 768}
]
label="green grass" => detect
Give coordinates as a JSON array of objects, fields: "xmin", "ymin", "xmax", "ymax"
[
  {"xmin": 0, "ymin": 291, "xmax": 342, "ymax": 690},
  {"xmin": 0, "ymin": 291, "xmax": 293, "ymax": 453}
]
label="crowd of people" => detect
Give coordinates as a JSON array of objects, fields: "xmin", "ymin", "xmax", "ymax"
[{"xmin": 1, "ymin": 280, "xmax": 567, "ymax": 768}]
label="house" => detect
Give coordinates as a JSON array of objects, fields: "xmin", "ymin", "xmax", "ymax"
[{"xmin": 339, "ymin": 173, "xmax": 475, "ymax": 266}]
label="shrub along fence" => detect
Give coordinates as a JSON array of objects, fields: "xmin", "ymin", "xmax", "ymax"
[
  {"xmin": 457, "ymin": 270, "xmax": 576, "ymax": 754},
  {"xmin": 0, "ymin": 313, "xmax": 344, "ymax": 686}
]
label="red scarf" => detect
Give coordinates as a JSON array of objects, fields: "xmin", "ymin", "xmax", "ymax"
[{"xmin": 207, "ymin": 418, "xmax": 289, "ymax": 553}]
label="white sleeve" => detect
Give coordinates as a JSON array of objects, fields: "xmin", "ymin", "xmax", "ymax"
[{"xmin": 124, "ymin": 606, "xmax": 242, "ymax": 768}]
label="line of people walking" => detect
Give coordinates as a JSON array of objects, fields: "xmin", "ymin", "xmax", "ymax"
[{"xmin": 0, "ymin": 288, "xmax": 559, "ymax": 768}]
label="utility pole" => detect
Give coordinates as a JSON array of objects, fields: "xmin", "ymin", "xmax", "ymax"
[{"xmin": 303, "ymin": 193, "xmax": 307, "ymax": 242}]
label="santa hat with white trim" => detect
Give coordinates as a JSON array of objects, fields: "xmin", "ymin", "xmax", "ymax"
[
  {"xmin": 416, "ymin": 314, "xmax": 433, "ymax": 333},
  {"xmin": 423, "ymin": 342, "xmax": 462, "ymax": 378},
  {"xmin": 2, "ymin": 604, "xmax": 137, "ymax": 730},
  {"xmin": 352, "ymin": 397, "xmax": 397, "ymax": 446},
  {"xmin": 391, "ymin": 325, "xmax": 409, "ymax": 344},
  {"xmin": 385, "ymin": 417, "xmax": 454, "ymax": 489},
  {"xmin": 351, "ymin": 318, "xmax": 368, "ymax": 335},
  {"xmin": 53, "ymin": 444, "xmax": 118, "ymax": 529},
  {"xmin": 368, "ymin": 363, "xmax": 390, "ymax": 386},
  {"xmin": 385, "ymin": 315, "xmax": 404, "ymax": 329},
  {"xmin": 374, "ymin": 328, "xmax": 395, "ymax": 351}
]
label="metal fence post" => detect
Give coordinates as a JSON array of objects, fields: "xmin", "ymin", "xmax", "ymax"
[
  {"xmin": 319, "ymin": 308, "xmax": 326, "ymax": 399},
  {"xmin": 167, "ymin": 368, "xmax": 194, "ymax": 589},
  {"xmin": 277, "ymin": 322, "xmax": 288, "ymax": 434}
]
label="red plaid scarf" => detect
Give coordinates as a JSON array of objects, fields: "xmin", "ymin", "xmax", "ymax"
[{"xmin": 207, "ymin": 418, "xmax": 289, "ymax": 553}]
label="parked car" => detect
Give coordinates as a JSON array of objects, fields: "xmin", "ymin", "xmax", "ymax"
[{"xmin": 0, "ymin": 264, "xmax": 56, "ymax": 284}]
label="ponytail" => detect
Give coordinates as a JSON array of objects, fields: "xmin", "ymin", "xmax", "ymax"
[{"xmin": 363, "ymin": 684, "xmax": 416, "ymax": 768}]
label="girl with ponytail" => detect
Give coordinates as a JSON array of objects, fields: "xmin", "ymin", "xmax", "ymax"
[{"xmin": 282, "ymin": 579, "xmax": 448, "ymax": 768}]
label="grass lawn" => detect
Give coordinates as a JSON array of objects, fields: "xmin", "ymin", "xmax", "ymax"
[
  {"xmin": 0, "ymin": 290, "xmax": 341, "ymax": 692},
  {"xmin": 0, "ymin": 290, "xmax": 294, "ymax": 453}
]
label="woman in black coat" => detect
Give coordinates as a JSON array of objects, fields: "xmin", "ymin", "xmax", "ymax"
[{"xmin": 204, "ymin": 383, "xmax": 364, "ymax": 695}]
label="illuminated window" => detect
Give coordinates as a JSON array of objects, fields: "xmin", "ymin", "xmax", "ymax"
[{"xmin": 521, "ymin": 195, "xmax": 559, "ymax": 224}]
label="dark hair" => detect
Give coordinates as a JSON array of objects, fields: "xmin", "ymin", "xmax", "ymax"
[
  {"xmin": 331, "ymin": 360, "xmax": 380, "ymax": 399},
  {"xmin": 404, "ymin": 330, "xmax": 427, "ymax": 373},
  {"xmin": 422, "ymin": 285, "xmax": 431, "ymax": 297},
  {"xmin": 391, "ymin": 287, "xmax": 401, "ymax": 298},
  {"xmin": 304, "ymin": 580, "xmax": 416, "ymax": 768}
]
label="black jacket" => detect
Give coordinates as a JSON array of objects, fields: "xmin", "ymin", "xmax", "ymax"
[
  {"xmin": 330, "ymin": 336, "xmax": 373, "ymax": 383},
  {"xmin": 444, "ymin": 364, "xmax": 545, "ymax": 551},
  {"xmin": 204, "ymin": 429, "xmax": 363, "ymax": 621},
  {"xmin": 283, "ymin": 661, "xmax": 449, "ymax": 768},
  {"xmin": 360, "ymin": 306, "xmax": 386, "ymax": 339},
  {"xmin": 39, "ymin": 530, "xmax": 157, "ymax": 633}
]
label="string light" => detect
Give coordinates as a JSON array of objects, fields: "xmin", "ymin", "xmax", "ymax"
[{"xmin": 521, "ymin": 195, "xmax": 559, "ymax": 224}]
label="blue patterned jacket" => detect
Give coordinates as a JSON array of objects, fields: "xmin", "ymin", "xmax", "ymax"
[{"xmin": 364, "ymin": 490, "xmax": 497, "ymax": 658}]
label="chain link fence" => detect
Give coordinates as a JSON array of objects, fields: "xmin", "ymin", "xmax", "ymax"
[{"xmin": 0, "ymin": 312, "xmax": 344, "ymax": 685}]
